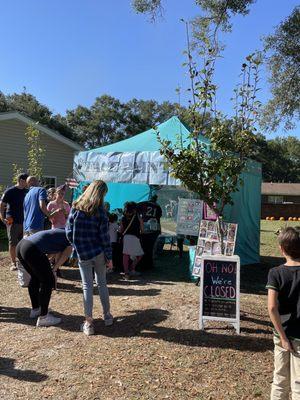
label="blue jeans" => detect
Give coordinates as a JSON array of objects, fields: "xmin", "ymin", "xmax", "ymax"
[{"xmin": 78, "ymin": 252, "xmax": 110, "ymax": 318}]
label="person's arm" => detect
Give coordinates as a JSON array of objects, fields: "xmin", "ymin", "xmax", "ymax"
[
  {"xmin": 65, "ymin": 211, "xmax": 74, "ymax": 244},
  {"xmin": 0, "ymin": 200, "xmax": 7, "ymax": 223},
  {"xmin": 52, "ymin": 246, "xmax": 73, "ymax": 271},
  {"xmin": 119, "ymin": 219, "xmax": 125, "ymax": 234},
  {"xmin": 39, "ymin": 199, "xmax": 51, "ymax": 217},
  {"xmin": 100, "ymin": 212, "xmax": 112, "ymax": 263},
  {"xmin": 62, "ymin": 202, "xmax": 71, "ymax": 218},
  {"xmin": 139, "ymin": 216, "xmax": 144, "ymax": 234},
  {"xmin": 268, "ymin": 289, "xmax": 294, "ymax": 352}
]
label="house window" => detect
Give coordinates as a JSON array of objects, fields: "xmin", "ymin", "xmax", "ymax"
[
  {"xmin": 42, "ymin": 176, "xmax": 57, "ymax": 189},
  {"xmin": 268, "ymin": 195, "xmax": 283, "ymax": 204}
]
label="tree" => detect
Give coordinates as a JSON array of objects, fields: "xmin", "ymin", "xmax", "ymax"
[
  {"xmin": 63, "ymin": 95, "xmax": 191, "ymax": 148},
  {"xmin": 262, "ymin": 6, "xmax": 300, "ymax": 130},
  {"xmin": 132, "ymin": 0, "xmax": 255, "ymax": 29},
  {"xmin": 135, "ymin": 0, "xmax": 261, "ymax": 252},
  {"xmin": 25, "ymin": 124, "xmax": 45, "ymax": 179},
  {"xmin": 256, "ymin": 136, "xmax": 300, "ymax": 182}
]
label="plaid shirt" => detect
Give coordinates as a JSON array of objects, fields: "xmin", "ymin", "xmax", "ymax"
[{"xmin": 65, "ymin": 206, "xmax": 112, "ymax": 261}]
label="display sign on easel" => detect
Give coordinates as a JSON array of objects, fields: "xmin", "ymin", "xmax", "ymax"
[
  {"xmin": 199, "ymin": 255, "xmax": 240, "ymax": 334},
  {"xmin": 176, "ymin": 198, "xmax": 203, "ymax": 236}
]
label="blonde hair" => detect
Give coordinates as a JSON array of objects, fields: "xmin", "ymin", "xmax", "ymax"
[{"xmin": 73, "ymin": 180, "xmax": 108, "ymax": 216}]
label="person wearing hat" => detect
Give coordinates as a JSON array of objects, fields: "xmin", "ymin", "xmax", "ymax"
[
  {"xmin": 47, "ymin": 185, "xmax": 70, "ymax": 229},
  {"xmin": 0, "ymin": 173, "xmax": 28, "ymax": 270}
]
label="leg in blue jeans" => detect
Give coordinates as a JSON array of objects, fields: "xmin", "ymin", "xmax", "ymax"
[
  {"xmin": 79, "ymin": 253, "xmax": 110, "ymax": 319},
  {"xmin": 93, "ymin": 253, "xmax": 110, "ymax": 317},
  {"xmin": 79, "ymin": 258, "xmax": 94, "ymax": 319}
]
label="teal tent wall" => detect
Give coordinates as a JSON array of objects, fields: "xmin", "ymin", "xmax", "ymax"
[
  {"xmin": 75, "ymin": 116, "xmax": 261, "ymax": 265},
  {"xmin": 224, "ymin": 160, "xmax": 262, "ymax": 265},
  {"xmin": 78, "ymin": 116, "xmax": 207, "ymax": 211}
]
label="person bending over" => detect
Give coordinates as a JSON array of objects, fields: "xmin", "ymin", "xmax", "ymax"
[{"xmin": 16, "ymin": 229, "xmax": 72, "ymax": 327}]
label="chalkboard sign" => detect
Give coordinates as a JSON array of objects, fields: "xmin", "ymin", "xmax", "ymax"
[{"xmin": 199, "ymin": 255, "xmax": 240, "ymax": 334}]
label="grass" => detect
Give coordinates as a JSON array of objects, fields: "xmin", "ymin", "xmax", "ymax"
[{"xmin": 0, "ymin": 221, "xmax": 293, "ymax": 399}]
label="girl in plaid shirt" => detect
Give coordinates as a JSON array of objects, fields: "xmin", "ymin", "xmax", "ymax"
[{"xmin": 66, "ymin": 180, "xmax": 113, "ymax": 336}]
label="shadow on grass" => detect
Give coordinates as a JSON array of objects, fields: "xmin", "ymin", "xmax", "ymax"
[
  {"xmin": 1, "ymin": 306, "xmax": 272, "ymax": 352},
  {"xmin": 0, "ymin": 357, "xmax": 48, "ymax": 382},
  {"xmin": 57, "ymin": 281, "xmax": 161, "ymax": 297},
  {"xmin": 0, "ymin": 238, "xmax": 8, "ymax": 252},
  {"xmin": 145, "ymin": 249, "xmax": 191, "ymax": 283}
]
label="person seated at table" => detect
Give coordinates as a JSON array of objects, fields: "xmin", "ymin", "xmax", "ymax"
[{"xmin": 16, "ymin": 229, "xmax": 72, "ymax": 327}]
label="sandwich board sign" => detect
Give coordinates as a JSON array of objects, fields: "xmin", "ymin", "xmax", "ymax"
[{"xmin": 199, "ymin": 255, "xmax": 240, "ymax": 334}]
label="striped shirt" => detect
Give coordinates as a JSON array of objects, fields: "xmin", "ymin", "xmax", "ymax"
[{"xmin": 65, "ymin": 206, "xmax": 112, "ymax": 261}]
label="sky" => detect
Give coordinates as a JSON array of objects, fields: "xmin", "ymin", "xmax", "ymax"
[{"xmin": 0, "ymin": 0, "xmax": 299, "ymax": 137}]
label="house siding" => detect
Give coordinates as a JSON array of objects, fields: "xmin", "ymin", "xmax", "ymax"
[{"xmin": 0, "ymin": 119, "xmax": 77, "ymax": 190}]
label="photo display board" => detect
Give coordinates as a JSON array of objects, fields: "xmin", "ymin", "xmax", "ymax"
[
  {"xmin": 192, "ymin": 220, "xmax": 238, "ymax": 277},
  {"xmin": 176, "ymin": 198, "xmax": 203, "ymax": 236},
  {"xmin": 203, "ymin": 203, "xmax": 218, "ymax": 221},
  {"xmin": 199, "ymin": 255, "xmax": 240, "ymax": 334}
]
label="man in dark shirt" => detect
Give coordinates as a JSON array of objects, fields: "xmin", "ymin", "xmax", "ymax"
[
  {"xmin": 0, "ymin": 173, "xmax": 28, "ymax": 270},
  {"xmin": 138, "ymin": 195, "xmax": 162, "ymax": 270}
]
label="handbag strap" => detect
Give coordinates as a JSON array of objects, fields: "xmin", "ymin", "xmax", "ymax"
[{"xmin": 123, "ymin": 215, "xmax": 136, "ymax": 236}]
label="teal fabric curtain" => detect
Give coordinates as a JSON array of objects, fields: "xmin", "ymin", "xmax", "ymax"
[{"xmin": 224, "ymin": 160, "xmax": 262, "ymax": 265}]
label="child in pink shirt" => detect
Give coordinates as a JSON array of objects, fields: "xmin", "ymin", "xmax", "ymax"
[{"xmin": 47, "ymin": 185, "xmax": 70, "ymax": 229}]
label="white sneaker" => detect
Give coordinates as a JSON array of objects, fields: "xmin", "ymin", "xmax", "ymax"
[
  {"xmin": 104, "ymin": 313, "xmax": 114, "ymax": 326},
  {"xmin": 36, "ymin": 313, "xmax": 61, "ymax": 327},
  {"xmin": 30, "ymin": 307, "xmax": 41, "ymax": 319},
  {"xmin": 80, "ymin": 321, "xmax": 95, "ymax": 336},
  {"xmin": 10, "ymin": 263, "xmax": 17, "ymax": 271}
]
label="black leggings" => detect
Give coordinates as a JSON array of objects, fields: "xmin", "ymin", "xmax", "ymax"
[{"xmin": 16, "ymin": 239, "xmax": 55, "ymax": 316}]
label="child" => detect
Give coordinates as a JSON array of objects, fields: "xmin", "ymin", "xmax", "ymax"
[
  {"xmin": 266, "ymin": 227, "xmax": 300, "ymax": 399},
  {"xmin": 66, "ymin": 180, "xmax": 113, "ymax": 336},
  {"xmin": 108, "ymin": 213, "xmax": 119, "ymax": 271}
]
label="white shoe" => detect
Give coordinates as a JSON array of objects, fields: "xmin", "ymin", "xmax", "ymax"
[
  {"xmin": 36, "ymin": 313, "xmax": 61, "ymax": 327},
  {"xmin": 104, "ymin": 313, "xmax": 114, "ymax": 326},
  {"xmin": 30, "ymin": 307, "xmax": 41, "ymax": 319},
  {"xmin": 80, "ymin": 322, "xmax": 95, "ymax": 336},
  {"xmin": 10, "ymin": 263, "xmax": 17, "ymax": 271}
]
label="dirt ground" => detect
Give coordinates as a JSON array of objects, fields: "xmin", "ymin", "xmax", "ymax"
[{"xmin": 0, "ymin": 248, "xmax": 275, "ymax": 400}]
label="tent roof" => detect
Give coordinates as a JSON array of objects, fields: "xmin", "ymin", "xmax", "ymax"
[{"xmin": 85, "ymin": 116, "xmax": 209, "ymax": 154}]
